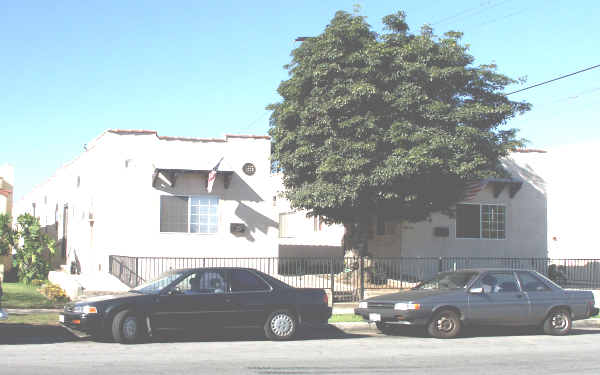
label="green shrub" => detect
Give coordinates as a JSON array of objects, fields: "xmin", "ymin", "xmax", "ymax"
[
  {"xmin": 12, "ymin": 213, "xmax": 56, "ymax": 284},
  {"xmin": 39, "ymin": 282, "xmax": 70, "ymax": 303}
]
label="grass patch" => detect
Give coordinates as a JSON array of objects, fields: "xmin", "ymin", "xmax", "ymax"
[
  {"xmin": 1, "ymin": 282, "xmax": 65, "ymax": 309},
  {"xmin": 0, "ymin": 313, "xmax": 59, "ymax": 326},
  {"xmin": 328, "ymin": 314, "xmax": 365, "ymax": 323}
]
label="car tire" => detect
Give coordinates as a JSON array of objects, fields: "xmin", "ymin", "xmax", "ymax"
[
  {"xmin": 427, "ymin": 309, "xmax": 461, "ymax": 339},
  {"xmin": 543, "ymin": 308, "xmax": 572, "ymax": 336},
  {"xmin": 375, "ymin": 322, "xmax": 402, "ymax": 335},
  {"xmin": 112, "ymin": 309, "xmax": 144, "ymax": 344},
  {"xmin": 264, "ymin": 310, "xmax": 297, "ymax": 340}
]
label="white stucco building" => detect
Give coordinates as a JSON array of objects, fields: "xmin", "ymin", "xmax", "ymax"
[
  {"xmin": 274, "ymin": 150, "xmax": 548, "ymax": 259},
  {"xmin": 0, "ymin": 164, "xmax": 14, "ymax": 217},
  {"xmin": 15, "ymin": 129, "xmax": 278, "ymax": 277}
]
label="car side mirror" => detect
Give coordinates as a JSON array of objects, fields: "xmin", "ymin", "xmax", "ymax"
[{"xmin": 469, "ymin": 287, "xmax": 484, "ymax": 294}]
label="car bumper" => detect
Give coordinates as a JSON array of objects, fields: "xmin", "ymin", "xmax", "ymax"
[
  {"xmin": 300, "ymin": 305, "xmax": 332, "ymax": 324},
  {"xmin": 59, "ymin": 312, "xmax": 104, "ymax": 335},
  {"xmin": 354, "ymin": 308, "xmax": 429, "ymax": 326}
]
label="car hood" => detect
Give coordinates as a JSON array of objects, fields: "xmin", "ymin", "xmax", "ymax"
[
  {"xmin": 74, "ymin": 292, "xmax": 142, "ymax": 305},
  {"xmin": 366, "ymin": 289, "xmax": 459, "ymax": 302}
]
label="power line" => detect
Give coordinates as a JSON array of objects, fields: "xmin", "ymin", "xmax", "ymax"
[
  {"xmin": 506, "ymin": 64, "xmax": 600, "ymax": 95},
  {"xmin": 432, "ymin": 0, "xmax": 513, "ymax": 26},
  {"xmin": 240, "ymin": 110, "xmax": 270, "ymax": 133}
]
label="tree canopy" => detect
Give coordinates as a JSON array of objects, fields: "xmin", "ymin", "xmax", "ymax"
[{"xmin": 268, "ymin": 11, "xmax": 530, "ymax": 254}]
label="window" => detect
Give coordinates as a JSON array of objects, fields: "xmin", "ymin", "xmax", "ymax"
[
  {"xmin": 456, "ymin": 204, "xmax": 505, "ymax": 239},
  {"xmin": 375, "ymin": 216, "xmax": 396, "ymax": 236},
  {"xmin": 160, "ymin": 195, "xmax": 218, "ymax": 233},
  {"xmin": 473, "ymin": 272, "xmax": 520, "ymax": 293},
  {"xmin": 190, "ymin": 196, "xmax": 219, "ymax": 233},
  {"xmin": 313, "ymin": 216, "xmax": 323, "ymax": 232},
  {"xmin": 517, "ymin": 271, "xmax": 550, "ymax": 292},
  {"xmin": 279, "ymin": 212, "xmax": 294, "ymax": 238},
  {"xmin": 230, "ymin": 270, "xmax": 270, "ymax": 292},
  {"xmin": 172, "ymin": 270, "xmax": 228, "ymax": 294},
  {"xmin": 481, "ymin": 205, "xmax": 505, "ymax": 239},
  {"xmin": 242, "ymin": 163, "xmax": 256, "ymax": 176}
]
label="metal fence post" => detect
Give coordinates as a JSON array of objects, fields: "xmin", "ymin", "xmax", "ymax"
[
  {"xmin": 359, "ymin": 256, "xmax": 365, "ymax": 300},
  {"xmin": 438, "ymin": 257, "xmax": 443, "ymax": 273},
  {"xmin": 330, "ymin": 257, "xmax": 335, "ymax": 308}
]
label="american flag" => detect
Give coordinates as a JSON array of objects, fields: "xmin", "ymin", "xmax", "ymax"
[
  {"xmin": 462, "ymin": 180, "xmax": 487, "ymax": 201},
  {"xmin": 207, "ymin": 157, "xmax": 223, "ymax": 193}
]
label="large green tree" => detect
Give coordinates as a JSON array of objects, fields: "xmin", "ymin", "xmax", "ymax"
[{"xmin": 268, "ymin": 11, "xmax": 530, "ymax": 256}]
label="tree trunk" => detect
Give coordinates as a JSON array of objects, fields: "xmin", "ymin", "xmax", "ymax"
[{"xmin": 342, "ymin": 217, "xmax": 370, "ymax": 300}]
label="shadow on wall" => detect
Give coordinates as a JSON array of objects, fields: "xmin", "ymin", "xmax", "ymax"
[
  {"xmin": 153, "ymin": 171, "xmax": 264, "ymax": 203},
  {"xmin": 234, "ymin": 202, "xmax": 278, "ymax": 243},
  {"xmin": 503, "ymin": 157, "xmax": 548, "ymax": 259},
  {"xmin": 503, "ymin": 158, "xmax": 546, "ymax": 195},
  {"xmin": 40, "ymin": 222, "xmax": 66, "ymax": 270}
]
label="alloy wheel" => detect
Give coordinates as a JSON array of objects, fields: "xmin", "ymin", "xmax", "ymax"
[{"xmin": 270, "ymin": 313, "xmax": 294, "ymax": 337}]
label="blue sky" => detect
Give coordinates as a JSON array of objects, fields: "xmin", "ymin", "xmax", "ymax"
[{"xmin": 2, "ymin": 0, "xmax": 599, "ymax": 200}]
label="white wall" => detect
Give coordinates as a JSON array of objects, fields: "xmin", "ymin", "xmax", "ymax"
[
  {"xmin": 0, "ymin": 164, "xmax": 14, "ymax": 216},
  {"xmin": 272, "ymin": 173, "xmax": 345, "ymax": 257},
  {"xmin": 274, "ymin": 152, "xmax": 548, "ymax": 259},
  {"xmin": 522, "ymin": 142, "xmax": 600, "ymax": 259},
  {"xmin": 16, "ymin": 130, "xmax": 278, "ymax": 275}
]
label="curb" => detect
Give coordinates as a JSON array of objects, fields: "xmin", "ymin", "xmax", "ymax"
[
  {"xmin": 330, "ymin": 319, "xmax": 600, "ymax": 333},
  {"xmin": 5, "ymin": 308, "xmax": 62, "ymax": 315},
  {"xmin": 330, "ymin": 322, "xmax": 372, "ymax": 333}
]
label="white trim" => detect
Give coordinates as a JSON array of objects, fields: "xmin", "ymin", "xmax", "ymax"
[
  {"xmin": 159, "ymin": 194, "xmax": 219, "ymax": 235},
  {"xmin": 454, "ymin": 203, "xmax": 507, "ymax": 240}
]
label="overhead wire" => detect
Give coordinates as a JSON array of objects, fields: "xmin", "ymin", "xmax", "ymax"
[{"xmin": 506, "ymin": 64, "xmax": 600, "ymax": 95}]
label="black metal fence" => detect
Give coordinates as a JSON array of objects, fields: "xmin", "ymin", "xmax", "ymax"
[{"xmin": 109, "ymin": 255, "xmax": 600, "ymax": 302}]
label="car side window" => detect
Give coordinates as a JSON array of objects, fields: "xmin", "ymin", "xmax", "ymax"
[
  {"xmin": 230, "ymin": 270, "xmax": 271, "ymax": 292},
  {"xmin": 517, "ymin": 271, "xmax": 550, "ymax": 292},
  {"xmin": 173, "ymin": 270, "xmax": 228, "ymax": 294},
  {"xmin": 473, "ymin": 272, "xmax": 520, "ymax": 293}
]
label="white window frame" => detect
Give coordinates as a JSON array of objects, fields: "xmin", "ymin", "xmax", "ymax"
[
  {"xmin": 455, "ymin": 203, "xmax": 506, "ymax": 240},
  {"xmin": 189, "ymin": 196, "xmax": 219, "ymax": 234},
  {"xmin": 160, "ymin": 195, "xmax": 219, "ymax": 234},
  {"xmin": 279, "ymin": 212, "xmax": 295, "ymax": 238}
]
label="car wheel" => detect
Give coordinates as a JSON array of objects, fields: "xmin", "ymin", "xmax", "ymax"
[
  {"xmin": 543, "ymin": 308, "xmax": 572, "ymax": 336},
  {"xmin": 427, "ymin": 309, "xmax": 461, "ymax": 339},
  {"xmin": 112, "ymin": 309, "xmax": 144, "ymax": 344},
  {"xmin": 375, "ymin": 322, "xmax": 402, "ymax": 335},
  {"xmin": 264, "ymin": 310, "xmax": 297, "ymax": 340}
]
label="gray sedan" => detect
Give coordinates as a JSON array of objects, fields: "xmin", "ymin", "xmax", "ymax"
[{"xmin": 354, "ymin": 269, "xmax": 599, "ymax": 339}]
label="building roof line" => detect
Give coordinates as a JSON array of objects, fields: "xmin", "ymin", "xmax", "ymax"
[
  {"xmin": 513, "ymin": 149, "xmax": 547, "ymax": 153},
  {"xmin": 106, "ymin": 129, "xmax": 270, "ymax": 142}
]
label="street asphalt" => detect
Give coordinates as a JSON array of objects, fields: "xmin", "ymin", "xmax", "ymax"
[{"xmin": 3, "ymin": 323, "xmax": 600, "ymax": 374}]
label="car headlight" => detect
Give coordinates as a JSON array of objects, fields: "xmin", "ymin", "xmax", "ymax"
[
  {"xmin": 394, "ymin": 302, "xmax": 421, "ymax": 311},
  {"xmin": 73, "ymin": 305, "xmax": 98, "ymax": 314},
  {"xmin": 358, "ymin": 301, "xmax": 368, "ymax": 309}
]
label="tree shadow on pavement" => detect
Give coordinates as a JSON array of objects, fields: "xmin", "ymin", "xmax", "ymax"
[{"xmin": 0, "ymin": 324, "xmax": 82, "ymax": 345}]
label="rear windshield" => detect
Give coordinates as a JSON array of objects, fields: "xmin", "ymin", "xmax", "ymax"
[
  {"xmin": 254, "ymin": 271, "xmax": 293, "ymax": 289},
  {"xmin": 414, "ymin": 271, "xmax": 478, "ymax": 290}
]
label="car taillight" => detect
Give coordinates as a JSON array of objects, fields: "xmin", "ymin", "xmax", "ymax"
[{"xmin": 323, "ymin": 293, "xmax": 328, "ymax": 305}]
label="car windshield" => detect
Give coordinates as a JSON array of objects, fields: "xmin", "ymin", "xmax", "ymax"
[
  {"xmin": 414, "ymin": 271, "xmax": 478, "ymax": 290},
  {"xmin": 131, "ymin": 270, "xmax": 188, "ymax": 293}
]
